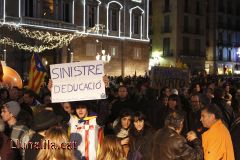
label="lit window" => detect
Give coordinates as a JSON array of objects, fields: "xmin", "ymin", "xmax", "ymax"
[
  {"xmin": 110, "ymin": 46, "xmax": 118, "ymax": 57},
  {"xmin": 133, "ymin": 48, "xmax": 142, "ymax": 60},
  {"xmin": 86, "ymin": 43, "xmax": 96, "ymax": 56}
]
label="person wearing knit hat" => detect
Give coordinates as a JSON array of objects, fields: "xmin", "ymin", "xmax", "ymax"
[
  {"xmin": 1, "ymin": 100, "xmax": 29, "ymax": 154},
  {"xmin": 4, "ymin": 101, "xmax": 21, "ymax": 117}
]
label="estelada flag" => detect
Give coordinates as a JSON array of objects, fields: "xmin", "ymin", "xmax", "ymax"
[
  {"xmin": 0, "ymin": 61, "xmax": 3, "ymax": 82},
  {"xmin": 28, "ymin": 53, "xmax": 46, "ymax": 94}
]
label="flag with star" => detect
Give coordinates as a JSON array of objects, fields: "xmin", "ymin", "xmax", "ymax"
[{"xmin": 28, "ymin": 53, "xmax": 46, "ymax": 94}]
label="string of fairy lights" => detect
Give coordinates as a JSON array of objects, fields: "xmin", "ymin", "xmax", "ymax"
[{"xmin": 0, "ymin": 22, "xmax": 88, "ymax": 53}]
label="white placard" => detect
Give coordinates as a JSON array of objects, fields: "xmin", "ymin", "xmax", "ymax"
[{"xmin": 50, "ymin": 61, "xmax": 106, "ymax": 103}]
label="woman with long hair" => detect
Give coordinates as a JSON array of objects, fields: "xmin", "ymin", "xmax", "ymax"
[
  {"xmin": 97, "ymin": 135, "xmax": 126, "ymax": 160},
  {"xmin": 36, "ymin": 126, "xmax": 73, "ymax": 160},
  {"xmin": 113, "ymin": 109, "xmax": 132, "ymax": 157},
  {"xmin": 128, "ymin": 111, "xmax": 154, "ymax": 160}
]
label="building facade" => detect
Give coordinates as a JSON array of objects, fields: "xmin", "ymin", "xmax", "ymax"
[
  {"xmin": 152, "ymin": 0, "xmax": 240, "ymax": 74},
  {"xmin": 0, "ymin": 0, "xmax": 150, "ymax": 77},
  {"xmin": 152, "ymin": 0, "xmax": 206, "ymax": 72},
  {"xmin": 206, "ymin": 0, "xmax": 240, "ymax": 74}
]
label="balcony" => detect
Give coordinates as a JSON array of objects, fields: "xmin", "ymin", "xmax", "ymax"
[
  {"xmin": 162, "ymin": 49, "xmax": 174, "ymax": 57},
  {"xmin": 179, "ymin": 50, "xmax": 205, "ymax": 59},
  {"xmin": 182, "ymin": 26, "xmax": 204, "ymax": 35},
  {"xmin": 4, "ymin": 16, "xmax": 77, "ymax": 31}
]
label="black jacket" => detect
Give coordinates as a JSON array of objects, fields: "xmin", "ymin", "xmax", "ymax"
[
  {"xmin": 231, "ymin": 117, "xmax": 240, "ymax": 160},
  {"xmin": 128, "ymin": 125, "xmax": 155, "ymax": 160},
  {"xmin": 151, "ymin": 127, "xmax": 203, "ymax": 160}
]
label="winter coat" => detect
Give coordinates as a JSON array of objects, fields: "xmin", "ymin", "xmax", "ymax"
[
  {"xmin": 151, "ymin": 127, "xmax": 203, "ymax": 160},
  {"xmin": 128, "ymin": 125, "xmax": 155, "ymax": 160},
  {"xmin": 231, "ymin": 117, "xmax": 240, "ymax": 160},
  {"xmin": 202, "ymin": 120, "xmax": 235, "ymax": 160}
]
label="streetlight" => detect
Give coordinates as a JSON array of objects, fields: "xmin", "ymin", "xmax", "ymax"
[
  {"xmin": 95, "ymin": 24, "xmax": 111, "ymax": 63},
  {"xmin": 96, "ymin": 49, "xmax": 111, "ymax": 62}
]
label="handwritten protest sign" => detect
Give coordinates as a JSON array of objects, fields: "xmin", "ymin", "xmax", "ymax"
[
  {"xmin": 50, "ymin": 61, "xmax": 106, "ymax": 103},
  {"xmin": 151, "ymin": 66, "xmax": 189, "ymax": 89}
]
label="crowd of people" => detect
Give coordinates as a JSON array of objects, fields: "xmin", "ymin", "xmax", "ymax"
[{"xmin": 0, "ymin": 74, "xmax": 239, "ymax": 160}]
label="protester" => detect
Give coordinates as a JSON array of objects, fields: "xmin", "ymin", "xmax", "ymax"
[
  {"xmin": 22, "ymin": 89, "xmax": 41, "ymax": 112},
  {"xmin": 188, "ymin": 94, "xmax": 205, "ymax": 137},
  {"xmin": 128, "ymin": 111, "xmax": 154, "ymax": 160},
  {"xmin": 97, "ymin": 135, "xmax": 126, "ymax": 160},
  {"xmin": 9, "ymin": 87, "xmax": 20, "ymax": 101},
  {"xmin": 0, "ymin": 118, "xmax": 21, "ymax": 160},
  {"xmin": 231, "ymin": 115, "xmax": 240, "ymax": 160},
  {"xmin": 212, "ymin": 87, "xmax": 234, "ymax": 128},
  {"xmin": 0, "ymin": 88, "xmax": 9, "ymax": 104},
  {"xmin": 25, "ymin": 109, "xmax": 62, "ymax": 160},
  {"xmin": 201, "ymin": 104, "xmax": 235, "ymax": 160},
  {"xmin": 113, "ymin": 109, "xmax": 132, "ymax": 157},
  {"xmin": 1, "ymin": 101, "xmax": 29, "ymax": 145},
  {"xmin": 151, "ymin": 111, "xmax": 203, "ymax": 160},
  {"xmin": 109, "ymin": 85, "xmax": 135, "ymax": 123},
  {"xmin": 61, "ymin": 102, "xmax": 74, "ymax": 115},
  {"xmin": 166, "ymin": 94, "xmax": 189, "ymax": 135},
  {"xmin": 69, "ymin": 101, "xmax": 106, "ymax": 160},
  {"xmin": 36, "ymin": 125, "xmax": 74, "ymax": 160}
]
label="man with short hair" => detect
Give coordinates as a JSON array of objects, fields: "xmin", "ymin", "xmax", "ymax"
[
  {"xmin": 188, "ymin": 94, "xmax": 205, "ymax": 137},
  {"xmin": 201, "ymin": 104, "xmax": 235, "ymax": 160},
  {"xmin": 152, "ymin": 111, "xmax": 203, "ymax": 160},
  {"xmin": 109, "ymin": 85, "xmax": 135, "ymax": 122}
]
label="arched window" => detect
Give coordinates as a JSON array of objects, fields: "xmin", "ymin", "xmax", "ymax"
[
  {"xmin": 24, "ymin": 0, "xmax": 34, "ymax": 17},
  {"xmin": 130, "ymin": 6, "xmax": 144, "ymax": 39},
  {"xmin": 107, "ymin": 1, "xmax": 123, "ymax": 37},
  {"xmin": 86, "ymin": 0, "xmax": 101, "ymax": 28}
]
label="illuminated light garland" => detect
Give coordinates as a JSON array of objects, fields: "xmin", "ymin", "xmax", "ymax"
[
  {"xmin": 0, "ymin": 22, "xmax": 88, "ymax": 53},
  {"xmin": 0, "ymin": 37, "xmax": 73, "ymax": 53}
]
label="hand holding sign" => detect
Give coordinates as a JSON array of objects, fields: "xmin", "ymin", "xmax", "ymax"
[{"xmin": 50, "ymin": 61, "xmax": 106, "ymax": 103}]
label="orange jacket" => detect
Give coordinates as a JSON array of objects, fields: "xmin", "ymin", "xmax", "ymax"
[{"xmin": 202, "ymin": 120, "xmax": 235, "ymax": 160}]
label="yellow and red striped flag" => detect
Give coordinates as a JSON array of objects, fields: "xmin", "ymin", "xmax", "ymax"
[{"xmin": 28, "ymin": 53, "xmax": 46, "ymax": 94}]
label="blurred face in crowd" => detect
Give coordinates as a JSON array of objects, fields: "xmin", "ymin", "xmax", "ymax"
[
  {"xmin": 224, "ymin": 85, "xmax": 230, "ymax": 93},
  {"xmin": 118, "ymin": 87, "xmax": 128, "ymax": 99},
  {"xmin": 134, "ymin": 118, "xmax": 144, "ymax": 131},
  {"xmin": 121, "ymin": 116, "xmax": 131, "ymax": 129},
  {"xmin": 62, "ymin": 102, "xmax": 73, "ymax": 114},
  {"xmin": 206, "ymin": 88, "xmax": 214, "ymax": 99},
  {"xmin": 164, "ymin": 88, "xmax": 171, "ymax": 97},
  {"xmin": 195, "ymin": 84, "xmax": 201, "ymax": 93},
  {"xmin": 1, "ymin": 106, "xmax": 12, "ymax": 122},
  {"xmin": 23, "ymin": 93, "xmax": 34, "ymax": 105},
  {"xmin": 191, "ymin": 95, "xmax": 201, "ymax": 110},
  {"xmin": 168, "ymin": 99, "xmax": 177, "ymax": 109},
  {"xmin": 235, "ymin": 89, "xmax": 240, "ymax": 100},
  {"xmin": 0, "ymin": 90, "xmax": 8, "ymax": 100},
  {"xmin": 162, "ymin": 97, "xmax": 168, "ymax": 106},
  {"xmin": 76, "ymin": 106, "xmax": 88, "ymax": 119},
  {"xmin": 9, "ymin": 88, "xmax": 18, "ymax": 100},
  {"xmin": 200, "ymin": 109, "xmax": 215, "ymax": 128}
]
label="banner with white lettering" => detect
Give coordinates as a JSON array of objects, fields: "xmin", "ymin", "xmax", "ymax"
[
  {"xmin": 50, "ymin": 61, "xmax": 106, "ymax": 103},
  {"xmin": 150, "ymin": 66, "xmax": 190, "ymax": 89}
]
